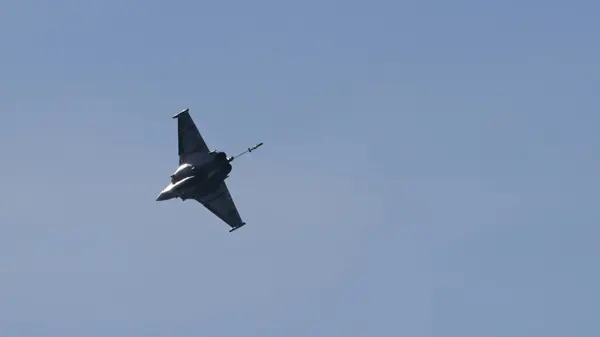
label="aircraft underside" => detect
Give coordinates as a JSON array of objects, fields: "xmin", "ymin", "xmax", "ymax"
[
  {"xmin": 179, "ymin": 164, "xmax": 231, "ymax": 200},
  {"xmin": 157, "ymin": 153, "xmax": 232, "ymax": 201}
]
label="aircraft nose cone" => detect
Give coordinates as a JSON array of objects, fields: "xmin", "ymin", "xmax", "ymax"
[{"xmin": 156, "ymin": 192, "xmax": 167, "ymax": 201}]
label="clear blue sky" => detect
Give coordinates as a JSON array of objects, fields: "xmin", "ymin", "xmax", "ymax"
[{"xmin": 1, "ymin": 0, "xmax": 599, "ymax": 336}]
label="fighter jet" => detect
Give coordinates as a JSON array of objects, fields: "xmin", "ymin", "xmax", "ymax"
[{"xmin": 156, "ymin": 108, "xmax": 263, "ymax": 232}]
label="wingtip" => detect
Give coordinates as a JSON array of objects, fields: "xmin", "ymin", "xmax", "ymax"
[
  {"xmin": 172, "ymin": 108, "xmax": 190, "ymax": 119},
  {"xmin": 229, "ymin": 222, "xmax": 247, "ymax": 233}
]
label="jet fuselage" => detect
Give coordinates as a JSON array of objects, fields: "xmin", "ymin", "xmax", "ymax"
[{"xmin": 156, "ymin": 151, "xmax": 232, "ymax": 201}]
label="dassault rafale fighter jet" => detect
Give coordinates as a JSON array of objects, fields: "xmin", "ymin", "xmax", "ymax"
[{"xmin": 156, "ymin": 108, "xmax": 263, "ymax": 232}]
